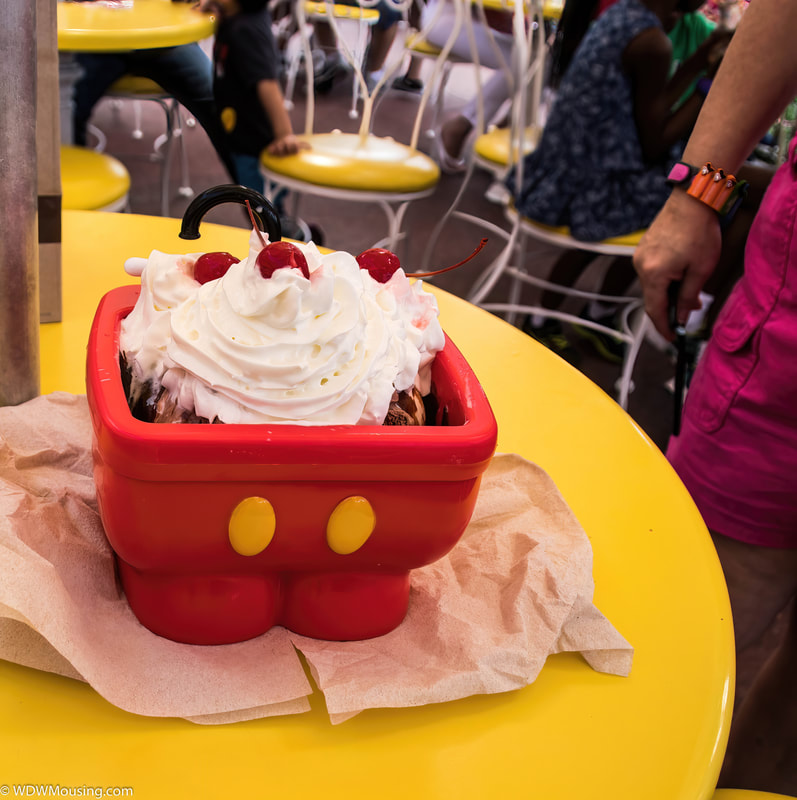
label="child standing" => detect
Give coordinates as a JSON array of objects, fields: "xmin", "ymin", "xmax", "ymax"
[{"xmin": 199, "ymin": 0, "xmax": 308, "ymax": 195}]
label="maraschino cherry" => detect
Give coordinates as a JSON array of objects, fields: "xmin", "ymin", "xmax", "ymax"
[
  {"xmin": 256, "ymin": 241, "xmax": 310, "ymax": 279},
  {"xmin": 245, "ymin": 199, "xmax": 310, "ymax": 280},
  {"xmin": 356, "ymin": 248, "xmax": 402, "ymax": 283},
  {"xmin": 356, "ymin": 239, "xmax": 489, "ymax": 282},
  {"xmin": 193, "ymin": 252, "xmax": 240, "ymax": 285}
]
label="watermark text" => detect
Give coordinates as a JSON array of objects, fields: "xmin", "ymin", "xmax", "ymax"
[{"xmin": 1, "ymin": 786, "xmax": 132, "ymax": 798}]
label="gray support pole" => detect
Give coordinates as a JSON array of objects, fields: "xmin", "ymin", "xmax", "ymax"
[{"xmin": 0, "ymin": 0, "xmax": 40, "ymax": 405}]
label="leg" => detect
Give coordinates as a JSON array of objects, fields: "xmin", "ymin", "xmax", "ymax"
[
  {"xmin": 441, "ymin": 56, "xmax": 513, "ymax": 160},
  {"xmin": 598, "ymin": 256, "xmax": 636, "ymax": 298},
  {"xmin": 128, "ymin": 44, "xmax": 237, "ymax": 182},
  {"xmin": 710, "ymin": 531, "xmax": 797, "ymax": 794},
  {"xmin": 719, "ymin": 602, "xmax": 797, "ymax": 794},
  {"xmin": 230, "ymin": 152, "xmax": 265, "ymax": 195},
  {"xmin": 359, "ymin": 0, "xmax": 402, "ymax": 76},
  {"xmin": 73, "ymin": 53, "xmax": 128, "ymax": 146},
  {"xmin": 540, "ymin": 249, "xmax": 599, "ymax": 309}
]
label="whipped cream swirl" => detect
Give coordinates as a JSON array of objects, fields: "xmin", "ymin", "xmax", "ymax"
[{"xmin": 120, "ymin": 233, "xmax": 444, "ymax": 425}]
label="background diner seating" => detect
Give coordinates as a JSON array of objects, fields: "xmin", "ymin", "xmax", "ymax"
[
  {"xmin": 259, "ymin": 0, "xmax": 466, "ymax": 252},
  {"xmin": 91, "ymin": 76, "xmax": 194, "ymax": 217},
  {"xmin": 281, "ymin": 0, "xmax": 380, "ymax": 120},
  {"xmin": 468, "ymin": 214, "xmax": 648, "ymax": 409},
  {"xmin": 418, "ymin": 0, "xmax": 652, "ymax": 410},
  {"xmin": 84, "ymin": 0, "xmax": 703, "ymax": 451}
]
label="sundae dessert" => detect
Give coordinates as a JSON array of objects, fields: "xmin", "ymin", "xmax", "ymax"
[
  {"xmin": 86, "ymin": 186, "xmax": 497, "ymax": 645},
  {"xmin": 120, "ymin": 231, "xmax": 445, "ymax": 428}
]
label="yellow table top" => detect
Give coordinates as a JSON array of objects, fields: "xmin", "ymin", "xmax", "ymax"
[
  {"xmin": 57, "ymin": 0, "xmax": 215, "ymax": 53},
  {"xmin": 18, "ymin": 211, "xmax": 733, "ymax": 799}
]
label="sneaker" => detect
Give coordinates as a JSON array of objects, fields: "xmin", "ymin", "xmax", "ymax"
[
  {"xmin": 522, "ymin": 316, "xmax": 581, "ymax": 366},
  {"xmin": 392, "ymin": 74, "xmax": 424, "ymax": 94},
  {"xmin": 571, "ymin": 309, "xmax": 626, "ymax": 364}
]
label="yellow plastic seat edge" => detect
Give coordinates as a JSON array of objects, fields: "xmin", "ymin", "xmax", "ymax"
[
  {"xmin": 304, "ymin": 2, "xmax": 379, "ymax": 22},
  {"xmin": 61, "ymin": 146, "xmax": 131, "ymax": 211},
  {"xmin": 521, "ymin": 215, "xmax": 645, "ymax": 248},
  {"xmin": 260, "ymin": 138, "xmax": 441, "ymax": 194}
]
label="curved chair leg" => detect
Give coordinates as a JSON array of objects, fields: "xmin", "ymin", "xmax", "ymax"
[
  {"xmin": 370, "ymin": 199, "xmax": 410, "ymax": 253},
  {"xmin": 424, "ymin": 61, "xmax": 452, "ymax": 140},
  {"xmin": 86, "ymin": 123, "xmax": 107, "ymax": 153},
  {"xmin": 282, "ymin": 30, "xmax": 302, "ymax": 112},
  {"xmin": 131, "ymin": 99, "xmax": 143, "ymax": 140},
  {"xmin": 616, "ymin": 306, "xmax": 649, "ymax": 409},
  {"xmin": 153, "ymin": 98, "xmax": 175, "ymax": 217},
  {"xmin": 173, "ymin": 102, "xmax": 194, "ymax": 199},
  {"xmin": 466, "ymin": 221, "xmax": 519, "ymax": 306}
]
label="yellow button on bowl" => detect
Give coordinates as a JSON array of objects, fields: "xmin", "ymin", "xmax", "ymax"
[
  {"xmin": 228, "ymin": 497, "xmax": 276, "ymax": 557},
  {"xmin": 326, "ymin": 496, "xmax": 376, "ymax": 555}
]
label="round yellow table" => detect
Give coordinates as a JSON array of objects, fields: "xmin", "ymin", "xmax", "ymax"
[
  {"xmin": 56, "ymin": 0, "xmax": 215, "ymax": 147},
  {"xmin": 18, "ymin": 211, "xmax": 734, "ymax": 799},
  {"xmin": 57, "ymin": 0, "xmax": 215, "ymax": 53}
]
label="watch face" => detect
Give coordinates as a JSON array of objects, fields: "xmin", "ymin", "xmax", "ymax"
[{"xmin": 668, "ymin": 163, "xmax": 692, "ymax": 183}]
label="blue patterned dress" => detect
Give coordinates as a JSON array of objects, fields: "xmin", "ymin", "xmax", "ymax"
[{"xmin": 509, "ymin": 0, "xmax": 676, "ymax": 241}]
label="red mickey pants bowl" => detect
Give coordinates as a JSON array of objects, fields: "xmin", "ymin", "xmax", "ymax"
[{"xmin": 86, "ymin": 285, "xmax": 498, "ymax": 644}]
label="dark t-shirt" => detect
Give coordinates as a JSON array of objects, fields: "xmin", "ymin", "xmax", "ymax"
[{"xmin": 213, "ymin": 9, "xmax": 280, "ymax": 156}]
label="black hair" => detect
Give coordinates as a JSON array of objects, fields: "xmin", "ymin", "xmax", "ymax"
[{"xmin": 549, "ymin": 0, "xmax": 602, "ymax": 87}]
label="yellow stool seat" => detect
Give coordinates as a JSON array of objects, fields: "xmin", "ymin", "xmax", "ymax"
[
  {"xmin": 60, "ymin": 145, "xmax": 131, "ymax": 212},
  {"xmin": 108, "ymin": 75, "xmax": 166, "ymax": 96},
  {"xmin": 473, "ymin": 126, "xmax": 540, "ymax": 168},
  {"xmin": 542, "ymin": 0, "xmax": 564, "ymax": 20},
  {"xmin": 304, "ymin": 1, "xmax": 379, "ymax": 22},
  {"xmin": 713, "ymin": 791, "xmax": 797, "ymax": 800},
  {"xmin": 521, "ymin": 216, "xmax": 646, "ymax": 250},
  {"xmin": 406, "ymin": 35, "xmax": 443, "ymax": 57},
  {"xmin": 261, "ymin": 132, "xmax": 440, "ymax": 194}
]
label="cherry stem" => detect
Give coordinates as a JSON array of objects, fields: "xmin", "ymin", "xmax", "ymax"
[
  {"xmin": 246, "ymin": 199, "xmax": 268, "ymax": 249},
  {"xmin": 407, "ymin": 238, "xmax": 488, "ymax": 278}
]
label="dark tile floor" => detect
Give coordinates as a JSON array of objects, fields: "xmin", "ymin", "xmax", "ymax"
[{"xmin": 87, "ymin": 64, "xmax": 791, "ymax": 754}]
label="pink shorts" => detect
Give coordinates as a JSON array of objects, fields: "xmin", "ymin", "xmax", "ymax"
[{"xmin": 667, "ymin": 140, "xmax": 797, "ymax": 549}]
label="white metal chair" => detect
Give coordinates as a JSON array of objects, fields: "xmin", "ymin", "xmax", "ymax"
[
  {"xmin": 468, "ymin": 213, "xmax": 648, "ymax": 409},
  {"xmin": 282, "ymin": 1, "xmax": 380, "ymax": 120},
  {"xmin": 260, "ymin": 0, "xmax": 468, "ymax": 251},
  {"xmin": 414, "ymin": 0, "xmax": 651, "ymax": 409},
  {"xmin": 94, "ymin": 75, "xmax": 194, "ymax": 217},
  {"xmin": 397, "ymin": 29, "xmax": 467, "ymax": 140},
  {"xmin": 417, "ymin": 0, "xmax": 547, "ymax": 268}
]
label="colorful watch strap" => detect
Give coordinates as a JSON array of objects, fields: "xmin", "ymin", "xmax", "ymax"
[{"xmin": 666, "ymin": 161, "xmax": 749, "ymax": 219}]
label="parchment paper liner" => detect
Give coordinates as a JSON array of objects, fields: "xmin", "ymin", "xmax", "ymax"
[{"xmin": 0, "ymin": 393, "xmax": 632, "ymax": 724}]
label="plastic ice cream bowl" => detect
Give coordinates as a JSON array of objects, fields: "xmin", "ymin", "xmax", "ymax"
[{"xmin": 85, "ymin": 193, "xmax": 497, "ymax": 645}]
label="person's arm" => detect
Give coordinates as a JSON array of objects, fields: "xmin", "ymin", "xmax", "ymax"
[
  {"xmin": 257, "ymin": 79, "xmax": 309, "ymax": 157},
  {"xmin": 624, "ymin": 28, "xmax": 704, "ymax": 162},
  {"xmin": 633, "ymin": 0, "xmax": 797, "ymax": 338},
  {"xmin": 663, "ymin": 28, "xmax": 731, "ymax": 109}
]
